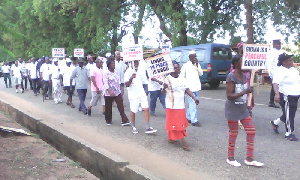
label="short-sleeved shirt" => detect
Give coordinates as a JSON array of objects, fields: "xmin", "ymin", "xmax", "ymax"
[
  {"xmin": 1, "ymin": 65, "xmax": 10, "ymax": 73},
  {"xmin": 124, "ymin": 67, "xmax": 147, "ymax": 100},
  {"xmin": 103, "ymin": 70, "xmax": 121, "ymax": 96},
  {"xmin": 86, "ymin": 63, "xmax": 97, "ymax": 75},
  {"xmin": 115, "ymin": 60, "xmax": 127, "ymax": 84},
  {"xmin": 40, "ymin": 63, "xmax": 52, "ymax": 81},
  {"xmin": 164, "ymin": 75, "xmax": 188, "ymax": 109},
  {"xmin": 50, "ymin": 65, "xmax": 61, "ymax": 79},
  {"xmin": 70, "ymin": 66, "xmax": 90, "ymax": 89},
  {"xmin": 19, "ymin": 62, "xmax": 27, "ymax": 76},
  {"xmin": 11, "ymin": 65, "xmax": 22, "ymax": 78},
  {"xmin": 29, "ymin": 62, "xmax": 38, "ymax": 79},
  {"xmin": 272, "ymin": 66, "xmax": 300, "ymax": 96},
  {"xmin": 90, "ymin": 67, "xmax": 104, "ymax": 91},
  {"xmin": 61, "ymin": 65, "xmax": 76, "ymax": 87},
  {"xmin": 225, "ymin": 72, "xmax": 250, "ymax": 120}
]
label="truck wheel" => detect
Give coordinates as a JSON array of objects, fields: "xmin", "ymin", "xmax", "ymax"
[{"xmin": 209, "ymin": 80, "xmax": 220, "ymax": 88}]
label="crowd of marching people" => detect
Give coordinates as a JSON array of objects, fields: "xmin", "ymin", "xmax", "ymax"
[{"xmin": 1, "ymin": 42, "xmax": 299, "ymax": 168}]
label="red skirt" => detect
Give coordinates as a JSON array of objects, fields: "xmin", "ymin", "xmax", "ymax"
[{"xmin": 166, "ymin": 108, "xmax": 189, "ymax": 140}]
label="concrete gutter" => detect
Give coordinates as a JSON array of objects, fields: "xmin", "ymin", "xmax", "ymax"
[{"xmin": 0, "ymin": 99, "xmax": 161, "ymax": 180}]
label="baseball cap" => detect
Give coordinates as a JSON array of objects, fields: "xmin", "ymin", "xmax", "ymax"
[
  {"xmin": 277, "ymin": 53, "xmax": 293, "ymax": 66},
  {"xmin": 66, "ymin": 58, "xmax": 72, "ymax": 63},
  {"xmin": 52, "ymin": 58, "xmax": 58, "ymax": 62}
]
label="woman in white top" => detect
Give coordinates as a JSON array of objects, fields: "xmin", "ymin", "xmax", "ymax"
[
  {"xmin": 162, "ymin": 61, "xmax": 199, "ymax": 151},
  {"xmin": 271, "ymin": 53, "xmax": 300, "ymax": 141}
]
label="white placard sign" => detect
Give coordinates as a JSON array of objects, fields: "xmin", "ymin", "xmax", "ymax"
[
  {"xmin": 52, "ymin": 48, "xmax": 65, "ymax": 58},
  {"xmin": 122, "ymin": 44, "xmax": 143, "ymax": 62},
  {"xmin": 242, "ymin": 44, "xmax": 270, "ymax": 70},
  {"xmin": 161, "ymin": 44, "xmax": 170, "ymax": 54},
  {"xmin": 74, "ymin": 48, "xmax": 84, "ymax": 57},
  {"xmin": 146, "ymin": 53, "xmax": 174, "ymax": 77}
]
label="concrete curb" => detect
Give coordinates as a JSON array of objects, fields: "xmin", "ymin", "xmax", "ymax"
[{"xmin": 0, "ymin": 99, "xmax": 161, "ymax": 180}]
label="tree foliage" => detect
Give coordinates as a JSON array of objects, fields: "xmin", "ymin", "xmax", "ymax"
[{"xmin": 0, "ymin": 0, "xmax": 299, "ymax": 61}]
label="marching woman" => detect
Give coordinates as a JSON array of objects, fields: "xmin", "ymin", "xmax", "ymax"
[
  {"xmin": 270, "ymin": 53, "xmax": 300, "ymax": 141},
  {"xmin": 162, "ymin": 61, "xmax": 199, "ymax": 151},
  {"xmin": 225, "ymin": 55, "xmax": 264, "ymax": 167}
]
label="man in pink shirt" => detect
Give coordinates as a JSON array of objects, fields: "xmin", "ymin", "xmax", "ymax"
[{"xmin": 87, "ymin": 59, "xmax": 105, "ymax": 116}]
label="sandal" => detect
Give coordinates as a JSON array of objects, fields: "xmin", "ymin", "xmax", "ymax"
[
  {"xmin": 182, "ymin": 145, "xmax": 190, "ymax": 151},
  {"xmin": 168, "ymin": 139, "xmax": 177, "ymax": 144},
  {"xmin": 226, "ymin": 159, "xmax": 241, "ymax": 167},
  {"xmin": 244, "ymin": 160, "xmax": 264, "ymax": 167},
  {"xmin": 66, "ymin": 102, "xmax": 70, "ymax": 106},
  {"xmin": 70, "ymin": 104, "xmax": 75, "ymax": 108}
]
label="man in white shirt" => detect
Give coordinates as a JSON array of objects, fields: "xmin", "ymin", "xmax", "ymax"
[
  {"xmin": 26, "ymin": 59, "xmax": 33, "ymax": 91},
  {"xmin": 40, "ymin": 57, "xmax": 52, "ymax": 100},
  {"xmin": 180, "ymin": 50, "xmax": 203, "ymax": 127},
  {"xmin": 148, "ymin": 75, "xmax": 166, "ymax": 116},
  {"xmin": 11, "ymin": 61, "xmax": 24, "ymax": 93},
  {"xmin": 86, "ymin": 55, "xmax": 96, "ymax": 75},
  {"xmin": 125, "ymin": 60, "xmax": 157, "ymax": 134},
  {"xmin": 18, "ymin": 58, "xmax": 28, "ymax": 91},
  {"xmin": 115, "ymin": 51, "xmax": 127, "ymax": 96},
  {"xmin": 28, "ymin": 58, "xmax": 39, "ymax": 96},
  {"xmin": 61, "ymin": 58, "xmax": 76, "ymax": 108},
  {"xmin": 1, "ymin": 61, "xmax": 12, "ymax": 88},
  {"xmin": 50, "ymin": 58, "xmax": 63, "ymax": 104},
  {"xmin": 267, "ymin": 39, "xmax": 282, "ymax": 108}
]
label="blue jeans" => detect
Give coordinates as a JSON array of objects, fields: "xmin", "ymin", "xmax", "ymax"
[
  {"xmin": 77, "ymin": 89, "xmax": 87, "ymax": 113},
  {"xmin": 187, "ymin": 91, "xmax": 199, "ymax": 123},
  {"xmin": 149, "ymin": 90, "xmax": 166, "ymax": 115}
]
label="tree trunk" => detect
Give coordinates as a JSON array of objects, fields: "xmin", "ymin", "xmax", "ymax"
[{"xmin": 245, "ymin": 0, "xmax": 254, "ymax": 44}]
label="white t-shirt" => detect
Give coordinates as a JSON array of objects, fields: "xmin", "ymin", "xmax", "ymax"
[
  {"xmin": 50, "ymin": 65, "xmax": 61, "ymax": 79},
  {"xmin": 86, "ymin": 63, "xmax": 97, "ymax": 75},
  {"xmin": 40, "ymin": 63, "xmax": 52, "ymax": 81},
  {"xmin": 148, "ymin": 75, "xmax": 163, "ymax": 91},
  {"xmin": 179, "ymin": 61, "xmax": 203, "ymax": 92},
  {"xmin": 267, "ymin": 48, "xmax": 283, "ymax": 79},
  {"xmin": 115, "ymin": 60, "xmax": 127, "ymax": 84},
  {"xmin": 124, "ymin": 67, "xmax": 146, "ymax": 100},
  {"xmin": 29, "ymin": 62, "xmax": 38, "ymax": 79},
  {"xmin": 138, "ymin": 60, "xmax": 149, "ymax": 84},
  {"xmin": 164, "ymin": 75, "xmax": 188, "ymax": 109},
  {"xmin": 61, "ymin": 65, "xmax": 76, "ymax": 86},
  {"xmin": 273, "ymin": 66, "xmax": 300, "ymax": 96},
  {"xmin": 11, "ymin": 65, "xmax": 22, "ymax": 78},
  {"xmin": 19, "ymin": 62, "xmax": 27, "ymax": 76},
  {"xmin": 1, "ymin": 65, "xmax": 10, "ymax": 73}
]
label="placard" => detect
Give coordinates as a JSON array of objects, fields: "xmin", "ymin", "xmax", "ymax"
[
  {"xmin": 74, "ymin": 48, "xmax": 84, "ymax": 57},
  {"xmin": 242, "ymin": 44, "xmax": 270, "ymax": 69},
  {"xmin": 52, "ymin": 48, "xmax": 65, "ymax": 58},
  {"xmin": 161, "ymin": 44, "xmax": 170, "ymax": 54},
  {"xmin": 122, "ymin": 44, "xmax": 143, "ymax": 62},
  {"xmin": 145, "ymin": 53, "xmax": 174, "ymax": 77}
]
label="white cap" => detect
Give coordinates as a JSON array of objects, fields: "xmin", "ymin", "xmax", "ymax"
[
  {"xmin": 52, "ymin": 58, "xmax": 58, "ymax": 62},
  {"xmin": 66, "ymin": 58, "xmax": 72, "ymax": 63},
  {"xmin": 105, "ymin": 52, "xmax": 112, "ymax": 58},
  {"xmin": 189, "ymin": 50, "xmax": 196, "ymax": 55}
]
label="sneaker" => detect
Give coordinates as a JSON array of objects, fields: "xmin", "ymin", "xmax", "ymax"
[
  {"xmin": 192, "ymin": 122, "xmax": 201, "ymax": 127},
  {"xmin": 270, "ymin": 121, "xmax": 279, "ymax": 134},
  {"xmin": 106, "ymin": 123, "xmax": 111, "ymax": 126},
  {"xmin": 87, "ymin": 108, "xmax": 91, "ymax": 116},
  {"xmin": 16, "ymin": 89, "xmax": 18, "ymax": 93},
  {"xmin": 226, "ymin": 159, "xmax": 241, "ymax": 167},
  {"xmin": 132, "ymin": 127, "xmax": 138, "ymax": 134},
  {"xmin": 21, "ymin": 89, "xmax": 24, "ymax": 93},
  {"xmin": 145, "ymin": 127, "xmax": 157, "ymax": 134},
  {"xmin": 244, "ymin": 160, "xmax": 264, "ymax": 167},
  {"xmin": 121, "ymin": 121, "xmax": 131, "ymax": 126},
  {"xmin": 54, "ymin": 101, "xmax": 59, "ymax": 104},
  {"xmin": 285, "ymin": 134, "xmax": 298, "ymax": 141},
  {"xmin": 269, "ymin": 103, "xmax": 280, "ymax": 108}
]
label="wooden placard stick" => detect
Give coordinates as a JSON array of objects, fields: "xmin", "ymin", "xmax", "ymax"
[{"xmin": 247, "ymin": 69, "xmax": 256, "ymax": 106}]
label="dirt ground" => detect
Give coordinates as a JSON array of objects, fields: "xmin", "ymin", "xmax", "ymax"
[{"xmin": 0, "ymin": 111, "xmax": 98, "ymax": 180}]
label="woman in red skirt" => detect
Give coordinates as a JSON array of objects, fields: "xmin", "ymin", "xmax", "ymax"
[{"xmin": 162, "ymin": 61, "xmax": 199, "ymax": 150}]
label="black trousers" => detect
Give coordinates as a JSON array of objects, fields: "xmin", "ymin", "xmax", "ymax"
[
  {"xmin": 269, "ymin": 85, "xmax": 275, "ymax": 104},
  {"xmin": 279, "ymin": 93, "xmax": 299, "ymax": 133},
  {"xmin": 104, "ymin": 94, "xmax": 129, "ymax": 124},
  {"xmin": 31, "ymin": 78, "xmax": 38, "ymax": 94},
  {"xmin": 21, "ymin": 76, "xmax": 28, "ymax": 89},
  {"xmin": 42, "ymin": 81, "xmax": 52, "ymax": 98}
]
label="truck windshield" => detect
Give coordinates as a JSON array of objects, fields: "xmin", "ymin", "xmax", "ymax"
[{"xmin": 212, "ymin": 47, "xmax": 232, "ymax": 60}]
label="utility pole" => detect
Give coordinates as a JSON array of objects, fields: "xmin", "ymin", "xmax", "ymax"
[{"xmin": 245, "ymin": 0, "xmax": 254, "ymax": 44}]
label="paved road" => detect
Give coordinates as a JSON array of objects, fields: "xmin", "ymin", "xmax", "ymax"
[{"xmin": 0, "ymin": 78, "xmax": 299, "ymax": 180}]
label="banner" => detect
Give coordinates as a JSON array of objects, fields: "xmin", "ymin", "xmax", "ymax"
[
  {"xmin": 52, "ymin": 48, "xmax": 65, "ymax": 58},
  {"xmin": 242, "ymin": 44, "xmax": 270, "ymax": 69},
  {"xmin": 122, "ymin": 44, "xmax": 143, "ymax": 62},
  {"xmin": 74, "ymin": 48, "xmax": 84, "ymax": 57},
  {"xmin": 145, "ymin": 53, "xmax": 174, "ymax": 77}
]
